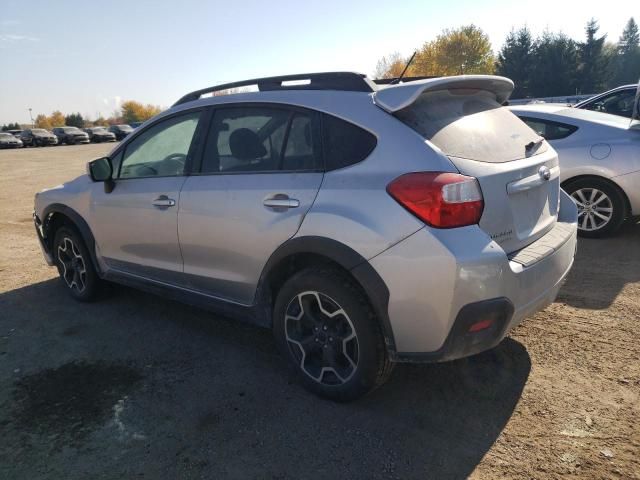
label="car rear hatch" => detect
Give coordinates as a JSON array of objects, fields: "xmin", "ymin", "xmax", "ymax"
[{"xmin": 375, "ymin": 76, "xmax": 559, "ymax": 253}]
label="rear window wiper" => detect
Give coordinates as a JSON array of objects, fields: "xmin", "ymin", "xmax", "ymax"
[{"xmin": 525, "ymin": 137, "xmax": 545, "ymax": 153}]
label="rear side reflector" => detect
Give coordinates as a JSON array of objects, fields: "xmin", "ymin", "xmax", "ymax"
[
  {"xmin": 468, "ymin": 318, "xmax": 494, "ymax": 333},
  {"xmin": 387, "ymin": 172, "xmax": 484, "ymax": 228}
]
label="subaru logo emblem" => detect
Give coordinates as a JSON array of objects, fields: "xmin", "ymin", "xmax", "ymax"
[{"xmin": 538, "ymin": 166, "xmax": 551, "ymax": 181}]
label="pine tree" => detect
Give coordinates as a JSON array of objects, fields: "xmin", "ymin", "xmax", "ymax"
[
  {"xmin": 529, "ymin": 32, "xmax": 579, "ymax": 97},
  {"xmin": 615, "ymin": 17, "xmax": 640, "ymax": 84},
  {"xmin": 579, "ymin": 19, "xmax": 607, "ymax": 93},
  {"xmin": 64, "ymin": 113, "xmax": 85, "ymax": 128},
  {"xmin": 496, "ymin": 26, "xmax": 534, "ymax": 98}
]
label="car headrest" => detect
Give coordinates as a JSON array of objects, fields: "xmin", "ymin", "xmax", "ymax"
[{"xmin": 229, "ymin": 128, "xmax": 267, "ymax": 161}]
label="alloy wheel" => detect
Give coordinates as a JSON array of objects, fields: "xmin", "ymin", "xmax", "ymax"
[
  {"xmin": 284, "ymin": 291, "xmax": 359, "ymax": 386},
  {"xmin": 57, "ymin": 237, "xmax": 87, "ymax": 292},
  {"xmin": 570, "ymin": 188, "xmax": 613, "ymax": 232}
]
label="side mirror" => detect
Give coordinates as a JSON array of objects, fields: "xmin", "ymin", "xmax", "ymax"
[{"xmin": 88, "ymin": 157, "xmax": 115, "ymax": 193}]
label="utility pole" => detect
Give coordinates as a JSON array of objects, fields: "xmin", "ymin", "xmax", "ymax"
[{"xmin": 28, "ymin": 108, "xmax": 34, "ymax": 127}]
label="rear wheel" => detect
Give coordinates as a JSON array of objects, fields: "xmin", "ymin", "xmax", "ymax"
[
  {"xmin": 273, "ymin": 267, "xmax": 393, "ymax": 402},
  {"xmin": 565, "ymin": 178, "xmax": 627, "ymax": 238},
  {"xmin": 53, "ymin": 226, "xmax": 102, "ymax": 301}
]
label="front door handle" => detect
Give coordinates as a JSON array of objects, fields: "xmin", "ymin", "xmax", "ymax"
[
  {"xmin": 152, "ymin": 195, "xmax": 176, "ymax": 207},
  {"xmin": 263, "ymin": 194, "xmax": 300, "ymax": 209}
]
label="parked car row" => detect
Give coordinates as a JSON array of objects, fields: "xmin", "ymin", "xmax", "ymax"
[{"xmin": 0, "ymin": 124, "xmax": 137, "ymax": 148}]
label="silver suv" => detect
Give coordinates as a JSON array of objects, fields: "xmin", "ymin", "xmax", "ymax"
[{"xmin": 34, "ymin": 72, "xmax": 578, "ymax": 401}]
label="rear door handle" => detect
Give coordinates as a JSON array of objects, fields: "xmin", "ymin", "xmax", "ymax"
[
  {"xmin": 263, "ymin": 195, "xmax": 300, "ymax": 209},
  {"xmin": 152, "ymin": 195, "xmax": 176, "ymax": 207}
]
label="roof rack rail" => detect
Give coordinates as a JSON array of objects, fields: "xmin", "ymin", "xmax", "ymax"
[
  {"xmin": 372, "ymin": 76, "xmax": 438, "ymax": 85},
  {"xmin": 174, "ymin": 71, "xmax": 377, "ymax": 106}
]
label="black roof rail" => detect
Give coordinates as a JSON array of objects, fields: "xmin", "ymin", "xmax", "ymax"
[
  {"xmin": 173, "ymin": 71, "xmax": 377, "ymax": 106},
  {"xmin": 372, "ymin": 76, "xmax": 438, "ymax": 85}
]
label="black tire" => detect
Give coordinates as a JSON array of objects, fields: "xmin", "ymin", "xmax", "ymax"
[
  {"xmin": 53, "ymin": 226, "xmax": 102, "ymax": 302},
  {"xmin": 273, "ymin": 267, "xmax": 393, "ymax": 402},
  {"xmin": 564, "ymin": 178, "xmax": 627, "ymax": 238}
]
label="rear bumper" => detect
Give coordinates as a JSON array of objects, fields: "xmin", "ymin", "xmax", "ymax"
[{"xmin": 370, "ymin": 190, "xmax": 578, "ymax": 361}]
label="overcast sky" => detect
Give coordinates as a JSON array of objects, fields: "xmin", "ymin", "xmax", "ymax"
[{"xmin": 0, "ymin": 0, "xmax": 635, "ymax": 124}]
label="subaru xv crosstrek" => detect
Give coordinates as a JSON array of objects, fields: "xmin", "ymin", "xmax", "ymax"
[{"xmin": 34, "ymin": 72, "xmax": 578, "ymax": 401}]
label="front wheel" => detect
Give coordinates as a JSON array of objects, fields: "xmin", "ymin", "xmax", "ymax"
[
  {"xmin": 53, "ymin": 226, "xmax": 102, "ymax": 301},
  {"xmin": 565, "ymin": 178, "xmax": 627, "ymax": 238},
  {"xmin": 273, "ymin": 267, "xmax": 393, "ymax": 402}
]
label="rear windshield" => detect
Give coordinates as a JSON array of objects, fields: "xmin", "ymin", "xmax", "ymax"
[{"xmin": 395, "ymin": 89, "xmax": 545, "ymax": 162}]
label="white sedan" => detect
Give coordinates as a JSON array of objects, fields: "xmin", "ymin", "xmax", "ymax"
[{"xmin": 510, "ymin": 101, "xmax": 640, "ymax": 237}]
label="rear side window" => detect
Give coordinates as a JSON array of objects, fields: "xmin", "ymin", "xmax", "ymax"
[
  {"xmin": 518, "ymin": 116, "xmax": 578, "ymax": 141},
  {"xmin": 395, "ymin": 89, "xmax": 544, "ymax": 162},
  {"xmin": 322, "ymin": 114, "xmax": 377, "ymax": 171},
  {"xmin": 201, "ymin": 106, "xmax": 322, "ymax": 173}
]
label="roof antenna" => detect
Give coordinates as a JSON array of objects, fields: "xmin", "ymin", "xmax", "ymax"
[{"xmin": 390, "ymin": 51, "xmax": 417, "ymax": 85}]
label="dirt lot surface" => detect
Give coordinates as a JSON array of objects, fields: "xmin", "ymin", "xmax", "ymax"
[{"xmin": 0, "ymin": 144, "xmax": 638, "ymax": 479}]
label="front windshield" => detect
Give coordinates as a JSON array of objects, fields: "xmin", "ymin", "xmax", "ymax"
[
  {"xmin": 92, "ymin": 127, "xmax": 107, "ymax": 131},
  {"xmin": 0, "ymin": 133, "xmax": 13, "ymax": 138},
  {"xmin": 118, "ymin": 125, "xmax": 133, "ymax": 132},
  {"xmin": 32, "ymin": 129, "xmax": 47, "ymax": 134},
  {"xmin": 64, "ymin": 127, "xmax": 82, "ymax": 133}
]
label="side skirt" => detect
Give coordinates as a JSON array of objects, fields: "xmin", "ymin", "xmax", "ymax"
[{"xmin": 102, "ymin": 269, "xmax": 269, "ymax": 328}]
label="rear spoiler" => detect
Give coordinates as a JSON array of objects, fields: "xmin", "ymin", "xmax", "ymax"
[{"xmin": 373, "ymin": 75, "xmax": 515, "ymax": 113}]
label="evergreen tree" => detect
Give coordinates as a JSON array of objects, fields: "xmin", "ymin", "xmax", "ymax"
[
  {"xmin": 64, "ymin": 113, "xmax": 85, "ymax": 128},
  {"xmin": 615, "ymin": 17, "xmax": 640, "ymax": 84},
  {"xmin": 579, "ymin": 19, "xmax": 607, "ymax": 93},
  {"xmin": 529, "ymin": 32, "xmax": 579, "ymax": 97},
  {"xmin": 496, "ymin": 26, "xmax": 534, "ymax": 98}
]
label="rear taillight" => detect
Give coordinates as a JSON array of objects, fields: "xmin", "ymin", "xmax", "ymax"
[{"xmin": 386, "ymin": 172, "xmax": 484, "ymax": 228}]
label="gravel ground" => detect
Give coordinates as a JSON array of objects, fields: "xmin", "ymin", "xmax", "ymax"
[{"xmin": 0, "ymin": 144, "xmax": 638, "ymax": 479}]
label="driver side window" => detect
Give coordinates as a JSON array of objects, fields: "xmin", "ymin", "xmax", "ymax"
[
  {"xmin": 119, "ymin": 111, "xmax": 201, "ymax": 179},
  {"xmin": 587, "ymin": 90, "xmax": 635, "ymax": 118}
]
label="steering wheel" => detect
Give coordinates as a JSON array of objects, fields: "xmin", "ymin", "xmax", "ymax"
[
  {"xmin": 135, "ymin": 164, "xmax": 158, "ymax": 175},
  {"xmin": 162, "ymin": 153, "xmax": 187, "ymax": 163}
]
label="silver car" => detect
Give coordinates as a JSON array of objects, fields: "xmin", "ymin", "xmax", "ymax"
[
  {"xmin": 34, "ymin": 72, "xmax": 578, "ymax": 401},
  {"xmin": 0, "ymin": 132, "xmax": 23, "ymax": 148},
  {"xmin": 510, "ymin": 92, "xmax": 640, "ymax": 237}
]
